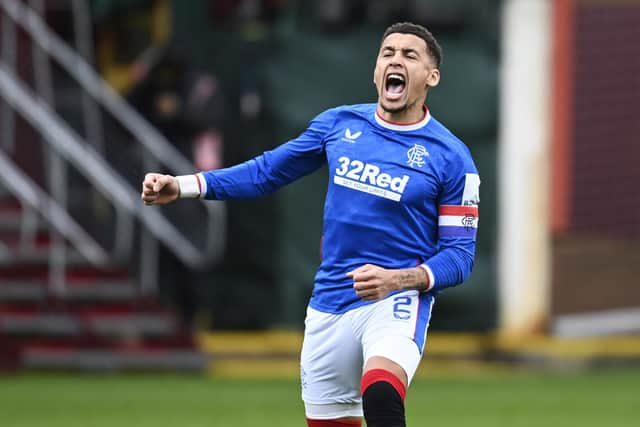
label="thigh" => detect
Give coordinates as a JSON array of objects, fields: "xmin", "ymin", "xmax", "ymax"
[
  {"xmin": 361, "ymin": 291, "xmax": 435, "ymax": 384},
  {"xmin": 300, "ymin": 306, "xmax": 363, "ymax": 407}
]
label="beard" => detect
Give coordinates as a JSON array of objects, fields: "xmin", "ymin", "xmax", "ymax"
[{"xmin": 379, "ymin": 98, "xmax": 418, "ymax": 115}]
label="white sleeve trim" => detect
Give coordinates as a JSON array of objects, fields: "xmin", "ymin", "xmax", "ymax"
[
  {"xmin": 418, "ymin": 264, "xmax": 435, "ymax": 291},
  {"xmin": 176, "ymin": 174, "xmax": 206, "ymax": 198}
]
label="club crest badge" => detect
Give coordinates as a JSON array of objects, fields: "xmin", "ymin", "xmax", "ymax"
[{"xmin": 407, "ymin": 144, "xmax": 429, "ymax": 168}]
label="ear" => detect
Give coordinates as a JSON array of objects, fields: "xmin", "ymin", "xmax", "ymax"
[
  {"xmin": 426, "ymin": 68, "xmax": 440, "ymax": 88},
  {"xmin": 373, "ymin": 65, "xmax": 380, "ymax": 88}
]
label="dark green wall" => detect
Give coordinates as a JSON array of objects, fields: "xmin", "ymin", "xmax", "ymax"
[{"xmin": 171, "ymin": 1, "xmax": 499, "ymax": 331}]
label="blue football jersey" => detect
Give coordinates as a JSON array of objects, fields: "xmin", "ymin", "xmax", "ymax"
[{"xmin": 199, "ymin": 103, "xmax": 480, "ymax": 314}]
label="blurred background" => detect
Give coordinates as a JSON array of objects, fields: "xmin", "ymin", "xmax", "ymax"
[{"xmin": 0, "ymin": 0, "xmax": 638, "ymax": 426}]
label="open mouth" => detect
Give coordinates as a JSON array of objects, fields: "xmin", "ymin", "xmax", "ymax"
[{"xmin": 384, "ymin": 73, "xmax": 406, "ymax": 101}]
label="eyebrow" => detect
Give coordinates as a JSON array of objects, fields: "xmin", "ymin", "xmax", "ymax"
[{"xmin": 381, "ymin": 46, "xmax": 422, "ymax": 56}]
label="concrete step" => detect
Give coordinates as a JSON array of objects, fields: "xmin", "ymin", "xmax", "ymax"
[
  {"xmin": 22, "ymin": 346, "xmax": 209, "ymax": 372},
  {"xmin": 0, "ymin": 278, "xmax": 138, "ymax": 303},
  {"xmin": 0, "ymin": 306, "xmax": 179, "ymax": 338},
  {"xmin": 0, "ymin": 205, "xmax": 46, "ymax": 232},
  {"xmin": 0, "ymin": 229, "xmax": 93, "ymax": 266},
  {"xmin": 0, "ymin": 265, "xmax": 129, "ymax": 280},
  {"xmin": 0, "ymin": 246, "xmax": 87, "ymax": 266}
]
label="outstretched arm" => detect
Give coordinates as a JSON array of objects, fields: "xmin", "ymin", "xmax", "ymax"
[{"xmin": 142, "ymin": 108, "xmax": 337, "ymax": 203}]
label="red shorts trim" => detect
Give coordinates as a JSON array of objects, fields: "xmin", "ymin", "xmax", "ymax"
[{"xmin": 306, "ymin": 418, "xmax": 361, "ymax": 427}]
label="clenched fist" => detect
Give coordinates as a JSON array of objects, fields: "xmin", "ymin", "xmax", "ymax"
[
  {"xmin": 141, "ymin": 173, "xmax": 180, "ymax": 205},
  {"xmin": 347, "ymin": 263, "xmax": 429, "ymax": 301}
]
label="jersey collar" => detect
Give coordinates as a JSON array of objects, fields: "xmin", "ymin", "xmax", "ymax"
[{"xmin": 374, "ymin": 106, "xmax": 431, "ymax": 131}]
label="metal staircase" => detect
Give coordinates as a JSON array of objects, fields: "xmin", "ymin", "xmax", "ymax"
[{"xmin": 0, "ymin": 0, "xmax": 225, "ymax": 371}]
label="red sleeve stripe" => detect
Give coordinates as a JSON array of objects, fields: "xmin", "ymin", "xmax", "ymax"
[
  {"xmin": 195, "ymin": 174, "xmax": 203, "ymax": 197},
  {"xmin": 439, "ymin": 205, "xmax": 479, "ymax": 217}
]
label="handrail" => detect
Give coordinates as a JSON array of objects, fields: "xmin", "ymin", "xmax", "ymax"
[
  {"xmin": 0, "ymin": 0, "xmax": 190, "ymax": 170},
  {"xmin": 0, "ymin": 0, "xmax": 226, "ymax": 266},
  {"xmin": 0, "ymin": 149, "xmax": 110, "ymax": 267},
  {"xmin": 0, "ymin": 64, "xmax": 209, "ymax": 268},
  {"xmin": 1, "ymin": 3, "xmax": 16, "ymax": 153},
  {"xmin": 69, "ymin": 0, "xmax": 105, "ymax": 153}
]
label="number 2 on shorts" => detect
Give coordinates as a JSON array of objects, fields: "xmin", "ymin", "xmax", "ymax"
[{"xmin": 392, "ymin": 296, "xmax": 412, "ymax": 320}]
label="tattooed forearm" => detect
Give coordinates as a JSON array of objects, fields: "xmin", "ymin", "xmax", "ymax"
[{"xmin": 395, "ymin": 267, "xmax": 429, "ymax": 292}]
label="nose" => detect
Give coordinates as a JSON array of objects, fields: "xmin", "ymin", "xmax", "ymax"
[
  {"xmin": 389, "ymin": 52, "xmax": 403, "ymax": 66},
  {"xmin": 388, "ymin": 58, "xmax": 403, "ymax": 70}
]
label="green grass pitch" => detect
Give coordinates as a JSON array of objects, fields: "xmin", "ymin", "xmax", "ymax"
[{"xmin": 0, "ymin": 368, "xmax": 638, "ymax": 426}]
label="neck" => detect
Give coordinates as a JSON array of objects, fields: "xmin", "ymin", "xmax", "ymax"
[{"xmin": 376, "ymin": 103, "xmax": 427, "ymax": 125}]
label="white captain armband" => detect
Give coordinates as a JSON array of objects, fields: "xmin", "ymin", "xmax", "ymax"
[{"xmin": 176, "ymin": 174, "xmax": 206, "ymax": 199}]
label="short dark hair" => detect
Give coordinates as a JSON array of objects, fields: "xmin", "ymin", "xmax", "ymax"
[{"xmin": 381, "ymin": 22, "xmax": 443, "ymax": 67}]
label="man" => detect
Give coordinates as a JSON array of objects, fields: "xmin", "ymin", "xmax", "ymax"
[{"xmin": 142, "ymin": 22, "xmax": 480, "ymax": 427}]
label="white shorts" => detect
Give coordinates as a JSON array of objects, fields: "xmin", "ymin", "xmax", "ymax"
[{"xmin": 300, "ymin": 290, "xmax": 435, "ymax": 419}]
